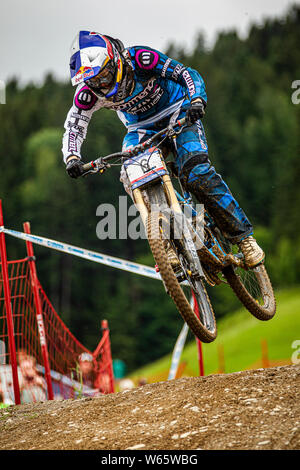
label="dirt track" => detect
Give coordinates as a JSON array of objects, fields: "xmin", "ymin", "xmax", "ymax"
[{"xmin": 0, "ymin": 364, "xmax": 299, "ymax": 451}]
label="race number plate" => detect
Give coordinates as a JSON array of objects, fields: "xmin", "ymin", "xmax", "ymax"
[{"xmin": 124, "ymin": 148, "xmax": 167, "ymax": 190}]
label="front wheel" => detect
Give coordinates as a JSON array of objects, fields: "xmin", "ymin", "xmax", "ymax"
[{"xmin": 147, "ymin": 210, "xmax": 217, "ymax": 342}]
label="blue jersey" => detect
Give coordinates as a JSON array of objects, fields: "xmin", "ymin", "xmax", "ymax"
[{"xmin": 62, "ymin": 46, "xmax": 207, "ymax": 161}]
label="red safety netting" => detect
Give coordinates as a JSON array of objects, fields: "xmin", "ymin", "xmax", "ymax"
[{"xmin": 0, "ymin": 253, "xmax": 114, "ymax": 406}]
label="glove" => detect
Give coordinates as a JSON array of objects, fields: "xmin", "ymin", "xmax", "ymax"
[
  {"xmin": 186, "ymin": 98, "xmax": 205, "ymax": 124},
  {"xmin": 66, "ymin": 157, "xmax": 84, "ymax": 179}
]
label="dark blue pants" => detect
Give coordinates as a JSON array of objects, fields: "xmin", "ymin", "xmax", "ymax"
[{"xmin": 123, "ymin": 119, "xmax": 253, "ymax": 243}]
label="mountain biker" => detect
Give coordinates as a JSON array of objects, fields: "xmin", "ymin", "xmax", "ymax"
[{"xmin": 62, "ymin": 31, "xmax": 264, "ymax": 268}]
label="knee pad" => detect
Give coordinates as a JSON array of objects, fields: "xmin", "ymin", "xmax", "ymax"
[{"xmin": 179, "ymin": 153, "xmax": 211, "ymax": 187}]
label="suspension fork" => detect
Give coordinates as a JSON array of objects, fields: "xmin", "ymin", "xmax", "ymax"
[
  {"xmin": 132, "ymin": 187, "xmax": 149, "ymax": 228},
  {"xmin": 131, "ymin": 158, "xmax": 181, "ymax": 230},
  {"xmin": 161, "ymin": 174, "xmax": 182, "ymax": 215}
]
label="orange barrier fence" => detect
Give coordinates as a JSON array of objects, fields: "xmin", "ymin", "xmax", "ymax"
[{"xmin": 0, "ymin": 202, "xmax": 114, "ymax": 405}]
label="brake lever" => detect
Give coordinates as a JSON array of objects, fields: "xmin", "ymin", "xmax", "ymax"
[
  {"xmin": 82, "ymin": 158, "xmax": 110, "ymax": 177},
  {"xmin": 166, "ymin": 124, "xmax": 177, "ymax": 138},
  {"xmin": 82, "ymin": 168, "xmax": 100, "ymax": 177}
]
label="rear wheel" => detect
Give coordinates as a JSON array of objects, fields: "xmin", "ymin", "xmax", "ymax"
[
  {"xmin": 210, "ymin": 225, "xmax": 276, "ymax": 320},
  {"xmin": 222, "ymin": 263, "xmax": 276, "ymax": 321}
]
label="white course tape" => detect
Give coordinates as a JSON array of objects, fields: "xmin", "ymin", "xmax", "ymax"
[
  {"xmin": 168, "ymin": 295, "xmax": 196, "ymax": 380},
  {"xmin": 0, "ymin": 226, "xmax": 160, "ymax": 281},
  {"xmin": 168, "ymin": 322, "xmax": 189, "ymax": 380}
]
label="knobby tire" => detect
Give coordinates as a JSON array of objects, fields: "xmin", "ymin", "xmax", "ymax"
[
  {"xmin": 147, "ymin": 210, "xmax": 217, "ymax": 343},
  {"xmin": 222, "ymin": 263, "xmax": 276, "ymax": 321}
]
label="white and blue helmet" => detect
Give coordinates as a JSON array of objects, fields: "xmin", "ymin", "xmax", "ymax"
[{"xmin": 69, "ymin": 31, "xmax": 124, "ymax": 97}]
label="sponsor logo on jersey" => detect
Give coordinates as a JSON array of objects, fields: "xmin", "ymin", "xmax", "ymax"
[
  {"xmin": 135, "ymin": 49, "xmax": 159, "ymax": 70},
  {"xmin": 129, "ymin": 87, "xmax": 164, "ymax": 113},
  {"xmin": 141, "ymin": 51, "xmax": 151, "ymax": 65},
  {"xmin": 182, "ymin": 70, "xmax": 196, "ymax": 96},
  {"xmin": 68, "ymin": 132, "xmax": 78, "ymax": 152},
  {"xmin": 75, "ymin": 87, "xmax": 97, "ymax": 110},
  {"xmin": 67, "ymin": 122, "xmax": 85, "ymax": 136},
  {"xmin": 101, "ymin": 78, "xmax": 160, "ymax": 114},
  {"xmin": 172, "ymin": 64, "xmax": 184, "ymax": 80},
  {"xmin": 161, "ymin": 58, "xmax": 172, "ymax": 77},
  {"xmin": 70, "ymin": 112, "xmax": 90, "ymax": 122},
  {"xmin": 114, "ymin": 79, "xmax": 164, "ymax": 114}
]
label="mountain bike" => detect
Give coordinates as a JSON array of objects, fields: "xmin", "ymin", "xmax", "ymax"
[{"xmin": 81, "ymin": 118, "xmax": 276, "ymax": 343}]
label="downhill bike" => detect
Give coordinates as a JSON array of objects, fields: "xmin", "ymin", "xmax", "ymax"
[{"xmin": 81, "ymin": 118, "xmax": 276, "ymax": 343}]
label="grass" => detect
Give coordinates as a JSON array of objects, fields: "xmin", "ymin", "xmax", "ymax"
[{"xmin": 130, "ymin": 286, "xmax": 300, "ymax": 382}]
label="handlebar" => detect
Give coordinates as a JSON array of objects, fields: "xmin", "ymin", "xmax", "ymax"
[{"xmin": 81, "ymin": 117, "xmax": 188, "ymax": 174}]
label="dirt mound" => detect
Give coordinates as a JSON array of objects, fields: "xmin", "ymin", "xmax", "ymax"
[{"xmin": 0, "ymin": 364, "xmax": 299, "ymax": 450}]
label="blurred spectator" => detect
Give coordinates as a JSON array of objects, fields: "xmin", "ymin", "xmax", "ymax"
[
  {"xmin": 72, "ymin": 353, "xmax": 113, "ymax": 396},
  {"xmin": 0, "ymin": 351, "xmax": 46, "ymax": 405},
  {"xmin": 18, "ymin": 354, "xmax": 46, "ymax": 404},
  {"xmin": 17, "ymin": 349, "xmax": 28, "ymax": 365},
  {"xmin": 53, "ymin": 393, "xmax": 64, "ymax": 401},
  {"xmin": 76, "ymin": 352, "xmax": 97, "ymax": 389},
  {"xmin": 138, "ymin": 377, "xmax": 148, "ymax": 386},
  {"xmin": 94, "ymin": 371, "xmax": 111, "ymax": 394},
  {"xmin": 1, "ymin": 375, "xmax": 15, "ymax": 405},
  {"xmin": 0, "ymin": 381, "xmax": 10, "ymax": 408},
  {"xmin": 119, "ymin": 378, "xmax": 135, "ymax": 391}
]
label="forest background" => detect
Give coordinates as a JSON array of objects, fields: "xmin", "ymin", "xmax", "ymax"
[{"xmin": 1, "ymin": 5, "xmax": 299, "ymax": 372}]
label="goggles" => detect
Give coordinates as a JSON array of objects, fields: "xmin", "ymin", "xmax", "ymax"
[{"xmin": 85, "ymin": 60, "xmax": 115, "ymax": 91}]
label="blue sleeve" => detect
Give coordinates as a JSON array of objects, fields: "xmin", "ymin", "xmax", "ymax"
[{"xmin": 129, "ymin": 46, "xmax": 207, "ymax": 104}]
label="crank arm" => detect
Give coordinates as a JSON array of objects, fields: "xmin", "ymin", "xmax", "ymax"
[{"xmin": 224, "ymin": 253, "xmax": 246, "ymax": 268}]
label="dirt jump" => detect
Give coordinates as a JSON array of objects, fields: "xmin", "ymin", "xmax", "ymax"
[{"xmin": 0, "ymin": 364, "xmax": 299, "ymax": 451}]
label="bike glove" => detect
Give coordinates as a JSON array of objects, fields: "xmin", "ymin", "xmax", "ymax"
[
  {"xmin": 186, "ymin": 98, "xmax": 205, "ymax": 124},
  {"xmin": 66, "ymin": 157, "xmax": 84, "ymax": 179}
]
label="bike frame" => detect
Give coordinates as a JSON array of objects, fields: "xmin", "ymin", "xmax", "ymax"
[
  {"xmin": 132, "ymin": 169, "xmax": 229, "ymax": 280},
  {"xmin": 179, "ymin": 191, "xmax": 230, "ymax": 263},
  {"xmin": 82, "ymin": 119, "xmax": 244, "ymax": 278}
]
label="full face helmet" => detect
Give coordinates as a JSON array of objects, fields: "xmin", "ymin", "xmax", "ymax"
[{"xmin": 69, "ymin": 31, "xmax": 123, "ymax": 98}]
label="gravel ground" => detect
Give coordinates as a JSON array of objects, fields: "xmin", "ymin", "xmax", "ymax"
[{"xmin": 0, "ymin": 364, "xmax": 299, "ymax": 451}]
